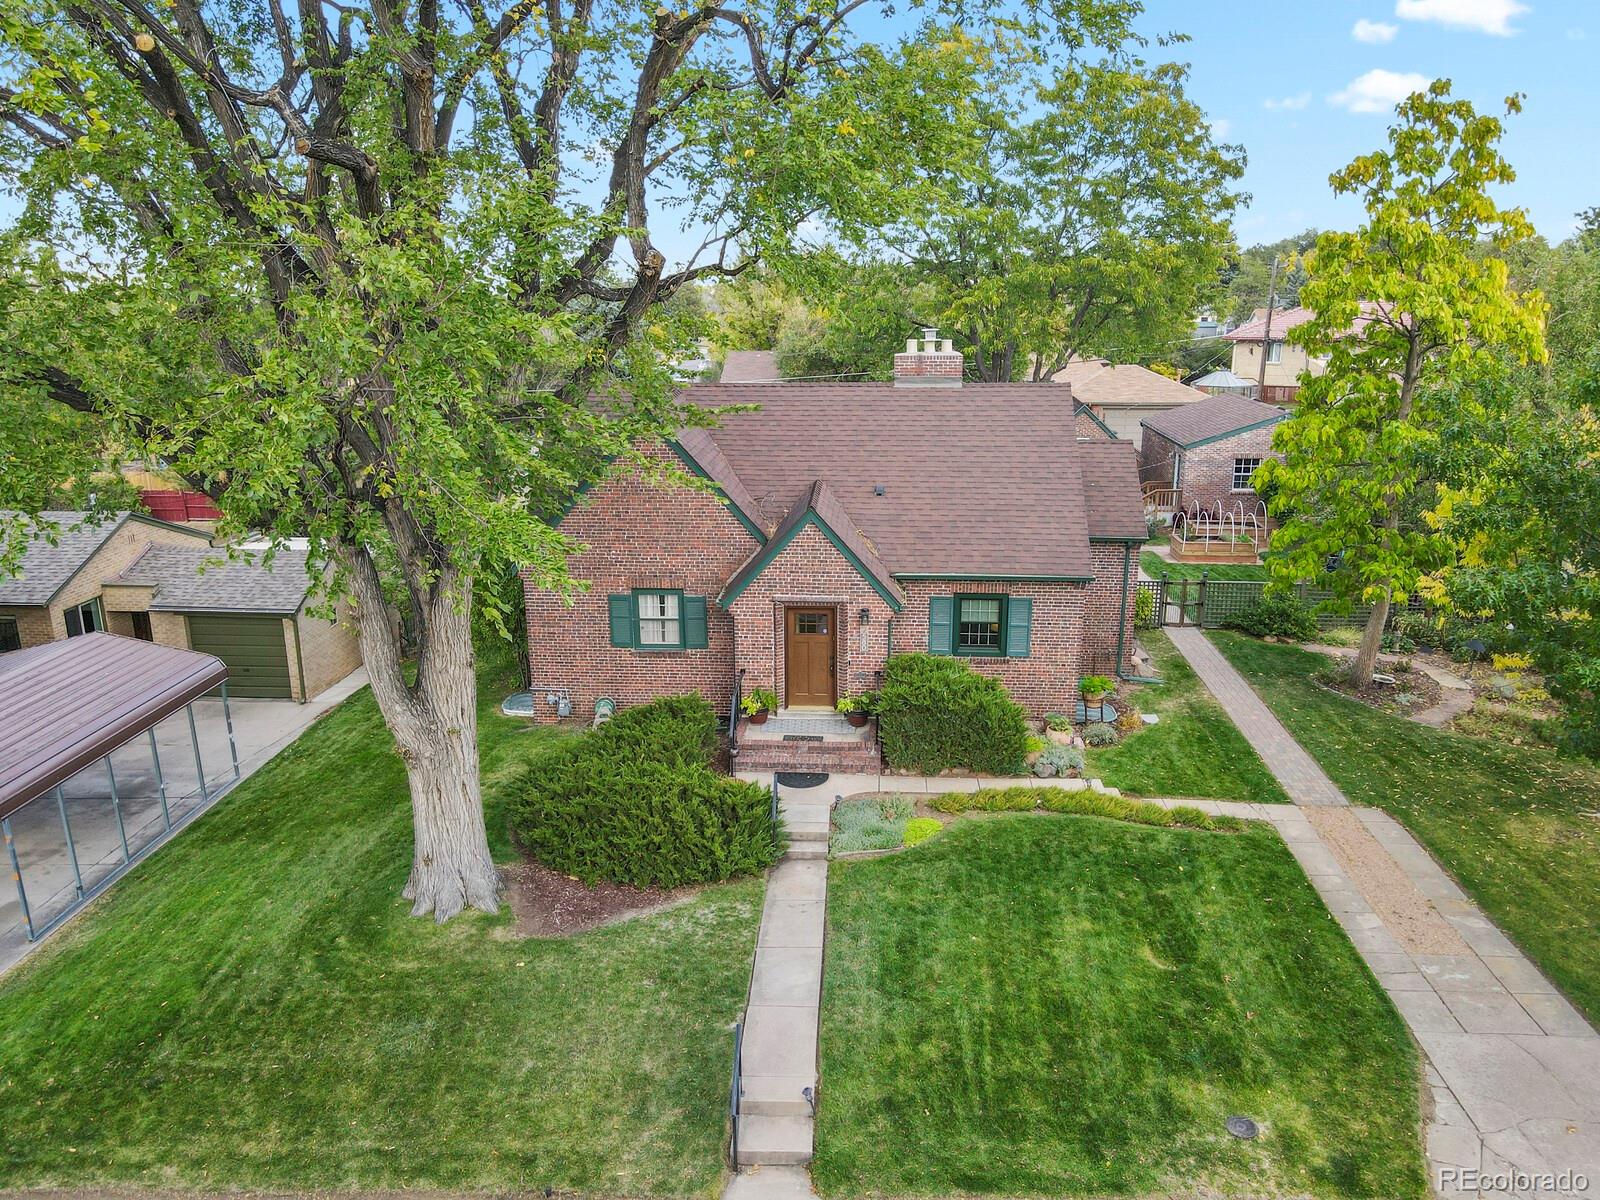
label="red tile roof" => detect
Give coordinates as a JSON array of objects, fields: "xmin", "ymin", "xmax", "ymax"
[{"xmin": 1224, "ymin": 306, "xmax": 1316, "ymax": 342}]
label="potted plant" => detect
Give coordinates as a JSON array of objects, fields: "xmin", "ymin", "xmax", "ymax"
[
  {"xmin": 1080, "ymin": 675, "xmax": 1116, "ymax": 701},
  {"xmin": 741, "ymin": 687, "xmax": 779, "ymax": 725},
  {"xmin": 836, "ymin": 691, "xmax": 878, "ymax": 728},
  {"xmin": 1080, "ymin": 674, "xmax": 1116, "ymax": 718}
]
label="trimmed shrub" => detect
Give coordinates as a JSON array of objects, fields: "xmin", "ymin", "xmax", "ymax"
[
  {"xmin": 1082, "ymin": 721, "xmax": 1120, "ymax": 747},
  {"xmin": 877, "ymin": 653, "xmax": 1029, "ymax": 775},
  {"xmin": 1134, "ymin": 586, "xmax": 1156, "ymax": 626},
  {"xmin": 1221, "ymin": 593, "xmax": 1318, "ymax": 640},
  {"xmin": 509, "ymin": 695, "xmax": 784, "ymax": 888},
  {"xmin": 928, "ymin": 785, "xmax": 1239, "ymax": 831},
  {"xmin": 903, "ymin": 817, "xmax": 943, "ymax": 847},
  {"xmin": 832, "ymin": 794, "xmax": 915, "ymax": 853},
  {"xmin": 1037, "ymin": 745, "xmax": 1085, "ymax": 775}
]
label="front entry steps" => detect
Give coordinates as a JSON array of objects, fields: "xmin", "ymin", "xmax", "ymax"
[{"xmin": 733, "ymin": 715, "xmax": 881, "ymax": 775}]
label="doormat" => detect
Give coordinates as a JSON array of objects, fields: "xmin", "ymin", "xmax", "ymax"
[
  {"xmin": 776, "ymin": 771, "xmax": 829, "ymax": 789},
  {"xmin": 782, "ymin": 734, "xmax": 823, "ymax": 742}
]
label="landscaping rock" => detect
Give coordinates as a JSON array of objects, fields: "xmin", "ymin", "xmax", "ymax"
[
  {"xmin": 1046, "ymin": 728, "xmax": 1075, "ymax": 746},
  {"xmin": 1025, "ymin": 749, "xmax": 1043, "ymax": 766},
  {"xmin": 1033, "ymin": 760, "xmax": 1058, "ymax": 779}
]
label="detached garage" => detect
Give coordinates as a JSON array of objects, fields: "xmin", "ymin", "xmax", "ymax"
[
  {"xmin": 186, "ymin": 615, "xmax": 293, "ymax": 698},
  {"xmin": 102, "ymin": 545, "xmax": 364, "ymax": 701}
]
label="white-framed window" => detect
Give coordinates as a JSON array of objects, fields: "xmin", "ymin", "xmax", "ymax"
[
  {"xmin": 955, "ymin": 595, "xmax": 1005, "ymax": 656},
  {"xmin": 64, "ymin": 597, "xmax": 103, "ymax": 637},
  {"xmin": 0, "ymin": 615, "xmax": 19, "ymax": 653},
  {"xmin": 1265, "ymin": 340, "xmax": 1283, "ymax": 364},
  {"xmin": 634, "ymin": 590, "xmax": 682, "ymax": 648},
  {"xmin": 1232, "ymin": 457, "xmax": 1263, "ymax": 492}
]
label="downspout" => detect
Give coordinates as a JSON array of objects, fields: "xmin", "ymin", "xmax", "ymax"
[{"xmin": 1115, "ymin": 544, "xmax": 1131, "ymax": 679}]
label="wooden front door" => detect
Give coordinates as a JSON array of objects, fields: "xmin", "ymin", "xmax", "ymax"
[{"xmin": 784, "ymin": 608, "xmax": 836, "ymax": 708}]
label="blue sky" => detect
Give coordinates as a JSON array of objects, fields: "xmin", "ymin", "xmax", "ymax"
[{"xmin": 1135, "ymin": 0, "xmax": 1597, "ymax": 245}]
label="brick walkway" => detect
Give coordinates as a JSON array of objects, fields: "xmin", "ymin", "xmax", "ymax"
[
  {"xmin": 1166, "ymin": 627, "xmax": 1600, "ymax": 1199},
  {"xmin": 1166, "ymin": 627, "xmax": 1348, "ymax": 805}
]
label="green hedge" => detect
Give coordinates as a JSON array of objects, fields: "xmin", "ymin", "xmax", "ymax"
[
  {"xmin": 877, "ymin": 653, "xmax": 1029, "ymax": 775},
  {"xmin": 928, "ymin": 785, "xmax": 1243, "ymax": 831},
  {"xmin": 1221, "ymin": 593, "xmax": 1318, "ymax": 641},
  {"xmin": 508, "ymin": 695, "xmax": 785, "ymax": 888}
]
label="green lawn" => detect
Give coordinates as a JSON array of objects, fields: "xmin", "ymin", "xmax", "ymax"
[
  {"xmin": 0, "ymin": 658, "xmax": 761, "ymax": 1194},
  {"xmin": 1088, "ymin": 630, "xmax": 1290, "ymax": 804},
  {"xmin": 1212, "ymin": 632, "xmax": 1600, "ymax": 1025},
  {"xmin": 1140, "ymin": 550, "xmax": 1268, "ymax": 582},
  {"xmin": 815, "ymin": 816, "xmax": 1425, "ymax": 1198}
]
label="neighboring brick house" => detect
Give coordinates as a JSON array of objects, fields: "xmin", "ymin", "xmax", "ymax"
[
  {"xmin": 522, "ymin": 333, "xmax": 1149, "ymax": 738},
  {"xmin": 0, "ymin": 513, "xmax": 362, "ymax": 701},
  {"xmin": 1137, "ymin": 394, "xmax": 1289, "ymax": 516},
  {"xmin": 1225, "ymin": 302, "xmax": 1383, "ymax": 404}
]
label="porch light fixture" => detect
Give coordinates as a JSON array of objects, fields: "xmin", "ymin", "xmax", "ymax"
[{"xmin": 858, "ymin": 608, "xmax": 870, "ymax": 624}]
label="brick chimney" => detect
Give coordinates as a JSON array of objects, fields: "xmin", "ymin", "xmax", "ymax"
[{"xmin": 892, "ymin": 328, "xmax": 963, "ymax": 387}]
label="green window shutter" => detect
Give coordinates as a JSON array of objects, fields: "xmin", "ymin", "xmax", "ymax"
[
  {"xmin": 684, "ymin": 595, "xmax": 708, "ymax": 649},
  {"xmin": 928, "ymin": 595, "xmax": 954, "ymax": 655},
  {"xmin": 608, "ymin": 594, "xmax": 635, "ymax": 647},
  {"xmin": 1006, "ymin": 596, "xmax": 1032, "ymax": 658}
]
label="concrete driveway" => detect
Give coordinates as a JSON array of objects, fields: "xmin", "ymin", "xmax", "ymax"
[{"xmin": 0, "ymin": 667, "xmax": 369, "ymax": 974}]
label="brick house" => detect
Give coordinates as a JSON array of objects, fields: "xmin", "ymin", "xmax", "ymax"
[
  {"xmin": 0, "ymin": 513, "xmax": 362, "ymax": 700},
  {"xmin": 1137, "ymin": 393, "xmax": 1289, "ymax": 517},
  {"xmin": 522, "ymin": 333, "xmax": 1149, "ymax": 749}
]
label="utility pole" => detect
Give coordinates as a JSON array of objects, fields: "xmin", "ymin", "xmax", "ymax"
[{"xmin": 1256, "ymin": 255, "xmax": 1280, "ymax": 400}]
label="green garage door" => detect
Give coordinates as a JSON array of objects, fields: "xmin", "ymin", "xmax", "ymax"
[{"xmin": 187, "ymin": 615, "xmax": 293, "ymax": 698}]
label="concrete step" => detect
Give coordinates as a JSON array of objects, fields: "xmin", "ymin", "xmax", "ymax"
[
  {"xmin": 788, "ymin": 823, "xmax": 830, "ymax": 843},
  {"xmin": 735, "ymin": 1113, "xmax": 814, "ymax": 1165},
  {"xmin": 739, "ymin": 1073, "xmax": 815, "ymax": 1117},
  {"xmin": 786, "ymin": 844, "xmax": 827, "ymax": 860}
]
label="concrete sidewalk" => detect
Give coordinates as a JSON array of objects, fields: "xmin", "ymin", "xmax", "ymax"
[{"xmin": 1167, "ymin": 627, "xmax": 1600, "ymax": 1199}]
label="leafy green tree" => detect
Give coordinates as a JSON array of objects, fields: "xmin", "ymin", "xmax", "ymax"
[
  {"xmin": 831, "ymin": 51, "xmax": 1243, "ymax": 380},
  {"xmin": 1258, "ymin": 82, "xmax": 1547, "ymax": 684},
  {"xmin": 1221, "ymin": 230, "xmax": 1318, "ymax": 325},
  {"xmin": 0, "ymin": 0, "xmax": 999, "ymax": 918},
  {"xmin": 1433, "ymin": 377, "xmax": 1600, "ymax": 756}
]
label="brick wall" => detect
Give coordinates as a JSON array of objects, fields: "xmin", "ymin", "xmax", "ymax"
[
  {"xmin": 893, "ymin": 579, "xmax": 1087, "ymax": 717},
  {"xmin": 0, "ymin": 605, "xmax": 54, "ymax": 649},
  {"xmin": 1085, "ymin": 542, "xmax": 1137, "ymax": 676},
  {"xmin": 291, "ymin": 600, "xmax": 364, "ymax": 700},
  {"xmin": 47, "ymin": 519, "xmax": 210, "ymax": 640},
  {"xmin": 724, "ymin": 523, "xmax": 896, "ymax": 705},
  {"xmin": 1176, "ymin": 423, "xmax": 1281, "ymax": 515},
  {"xmin": 1138, "ymin": 429, "xmax": 1183, "ymax": 489},
  {"xmin": 522, "ymin": 443, "xmax": 760, "ymax": 721}
]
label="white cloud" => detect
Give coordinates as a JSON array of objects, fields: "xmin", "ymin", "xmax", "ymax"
[
  {"xmin": 1567, "ymin": 27, "xmax": 1586, "ymax": 40},
  {"xmin": 1328, "ymin": 68, "xmax": 1433, "ymax": 113},
  {"xmin": 1264, "ymin": 92, "xmax": 1312, "ymax": 111},
  {"xmin": 1394, "ymin": 0, "xmax": 1529, "ymax": 36},
  {"xmin": 1353, "ymin": 17, "xmax": 1400, "ymax": 42},
  {"xmin": 1211, "ymin": 117, "xmax": 1232, "ymax": 139}
]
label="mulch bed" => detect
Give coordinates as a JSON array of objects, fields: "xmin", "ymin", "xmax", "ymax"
[
  {"xmin": 502, "ymin": 859, "xmax": 699, "ymax": 938},
  {"xmin": 1314, "ymin": 659, "xmax": 1443, "ymax": 715}
]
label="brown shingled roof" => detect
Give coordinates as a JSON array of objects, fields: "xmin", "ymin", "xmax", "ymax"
[
  {"xmin": 1140, "ymin": 393, "xmax": 1289, "ymax": 449},
  {"xmin": 721, "ymin": 480, "xmax": 906, "ymax": 607},
  {"xmin": 682, "ymin": 382, "xmax": 1140, "ymax": 579},
  {"xmin": 1074, "ymin": 440, "xmax": 1150, "ymax": 540}
]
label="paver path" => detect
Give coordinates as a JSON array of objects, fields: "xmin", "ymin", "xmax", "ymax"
[{"xmin": 1167, "ymin": 626, "xmax": 1600, "ymax": 1200}]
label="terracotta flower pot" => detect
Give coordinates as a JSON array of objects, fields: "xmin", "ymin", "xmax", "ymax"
[
  {"xmin": 748, "ymin": 710, "xmax": 769, "ymax": 725},
  {"xmin": 845, "ymin": 712, "xmax": 869, "ymax": 728}
]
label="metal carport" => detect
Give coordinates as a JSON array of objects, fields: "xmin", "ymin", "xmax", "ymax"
[{"xmin": 0, "ymin": 633, "xmax": 240, "ymax": 945}]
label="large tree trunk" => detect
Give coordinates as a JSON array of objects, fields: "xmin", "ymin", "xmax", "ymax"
[
  {"xmin": 1352, "ymin": 589, "xmax": 1391, "ymax": 684},
  {"xmin": 343, "ymin": 545, "xmax": 500, "ymax": 922}
]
